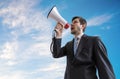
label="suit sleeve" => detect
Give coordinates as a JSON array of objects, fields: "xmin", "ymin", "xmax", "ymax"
[
  {"xmin": 52, "ymin": 37, "xmax": 67, "ymax": 58},
  {"xmin": 93, "ymin": 37, "xmax": 116, "ymax": 79}
]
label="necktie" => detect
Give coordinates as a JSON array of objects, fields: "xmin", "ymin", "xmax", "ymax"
[{"xmin": 74, "ymin": 37, "xmax": 79, "ymax": 54}]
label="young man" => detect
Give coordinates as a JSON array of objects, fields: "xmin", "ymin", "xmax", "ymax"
[{"xmin": 51, "ymin": 16, "xmax": 115, "ymax": 79}]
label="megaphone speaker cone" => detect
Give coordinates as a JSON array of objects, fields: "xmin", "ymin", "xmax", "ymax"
[{"xmin": 47, "ymin": 6, "xmax": 69, "ymax": 29}]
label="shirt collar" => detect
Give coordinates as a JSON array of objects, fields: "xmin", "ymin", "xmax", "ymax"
[{"xmin": 75, "ymin": 32, "xmax": 84, "ymax": 39}]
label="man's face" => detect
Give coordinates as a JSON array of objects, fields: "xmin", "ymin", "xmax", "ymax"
[{"xmin": 71, "ymin": 18, "xmax": 81, "ymax": 35}]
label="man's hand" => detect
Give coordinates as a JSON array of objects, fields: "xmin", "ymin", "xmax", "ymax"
[{"xmin": 54, "ymin": 22, "xmax": 64, "ymax": 38}]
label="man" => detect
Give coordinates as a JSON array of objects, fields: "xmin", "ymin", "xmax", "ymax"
[{"xmin": 51, "ymin": 16, "xmax": 115, "ymax": 79}]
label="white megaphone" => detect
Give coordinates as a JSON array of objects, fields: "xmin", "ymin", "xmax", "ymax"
[{"xmin": 47, "ymin": 6, "xmax": 69, "ymax": 29}]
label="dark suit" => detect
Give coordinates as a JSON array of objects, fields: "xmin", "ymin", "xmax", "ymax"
[{"xmin": 52, "ymin": 34, "xmax": 115, "ymax": 79}]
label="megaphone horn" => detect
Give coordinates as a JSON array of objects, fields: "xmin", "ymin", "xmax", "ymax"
[{"xmin": 47, "ymin": 6, "xmax": 69, "ymax": 29}]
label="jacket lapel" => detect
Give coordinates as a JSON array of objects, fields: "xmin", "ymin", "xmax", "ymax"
[{"xmin": 75, "ymin": 34, "xmax": 88, "ymax": 56}]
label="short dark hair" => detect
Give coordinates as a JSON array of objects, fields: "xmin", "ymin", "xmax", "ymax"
[{"xmin": 72, "ymin": 16, "xmax": 87, "ymax": 32}]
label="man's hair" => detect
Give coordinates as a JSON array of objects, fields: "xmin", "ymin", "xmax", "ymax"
[{"xmin": 72, "ymin": 16, "xmax": 87, "ymax": 32}]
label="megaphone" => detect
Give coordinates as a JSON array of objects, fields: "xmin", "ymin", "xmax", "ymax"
[{"xmin": 47, "ymin": 6, "xmax": 69, "ymax": 29}]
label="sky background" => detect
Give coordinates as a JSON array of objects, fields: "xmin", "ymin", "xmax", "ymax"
[{"xmin": 0, "ymin": 0, "xmax": 120, "ymax": 79}]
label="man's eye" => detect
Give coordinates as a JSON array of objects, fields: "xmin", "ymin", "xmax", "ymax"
[{"xmin": 74, "ymin": 21, "xmax": 78, "ymax": 23}]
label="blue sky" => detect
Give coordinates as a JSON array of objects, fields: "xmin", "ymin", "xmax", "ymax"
[{"xmin": 0, "ymin": 0, "xmax": 120, "ymax": 79}]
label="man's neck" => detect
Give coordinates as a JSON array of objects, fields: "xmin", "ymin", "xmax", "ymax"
[{"xmin": 75, "ymin": 32, "xmax": 84, "ymax": 38}]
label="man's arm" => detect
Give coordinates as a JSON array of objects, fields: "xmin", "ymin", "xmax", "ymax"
[
  {"xmin": 51, "ymin": 22, "xmax": 67, "ymax": 58},
  {"xmin": 93, "ymin": 37, "xmax": 116, "ymax": 79},
  {"xmin": 52, "ymin": 37, "xmax": 67, "ymax": 58}
]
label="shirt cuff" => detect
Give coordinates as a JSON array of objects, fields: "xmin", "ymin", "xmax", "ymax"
[{"xmin": 55, "ymin": 36, "xmax": 62, "ymax": 39}]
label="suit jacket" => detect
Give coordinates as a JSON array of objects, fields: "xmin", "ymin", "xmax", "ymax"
[{"xmin": 52, "ymin": 34, "xmax": 115, "ymax": 79}]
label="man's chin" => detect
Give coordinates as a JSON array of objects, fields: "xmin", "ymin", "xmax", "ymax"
[{"xmin": 71, "ymin": 31, "xmax": 76, "ymax": 35}]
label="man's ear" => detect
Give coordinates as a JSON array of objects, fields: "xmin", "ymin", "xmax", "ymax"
[{"xmin": 81, "ymin": 24, "xmax": 86, "ymax": 30}]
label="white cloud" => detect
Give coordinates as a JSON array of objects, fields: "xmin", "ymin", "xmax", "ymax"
[
  {"xmin": 87, "ymin": 14, "xmax": 113, "ymax": 26},
  {"xmin": 0, "ymin": 71, "xmax": 27, "ymax": 79},
  {"xmin": 39, "ymin": 62, "xmax": 65, "ymax": 72},
  {"xmin": 6, "ymin": 60, "xmax": 18, "ymax": 66},
  {"xmin": 0, "ymin": 0, "xmax": 51, "ymax": 34},
  {"xmin": 0, "ymin": 0, "xmax": 33, "ymax": 28},
  {"xmin": 101, "ymin": 26, "xmax": 111, "ymax": 30},
  {"xmin": 0, "ymin": 41, "xmax": 18, "ymax": 60},
  {"xmin": 62, "ymin": 28, "xmax": 71, "ymax": 37},
  {"xmin": 0, "ymin": 0, "xmax": 66, "ymax": 79},
  {"xmin": 22, "ymin": 42, "xmax": 51, "ymax": 59},
  {"xmin": 29, "ymin": 60, "xmax": 65, "ymax": 79},
  {"xmin": 0, "ymin": 0, "xmax": 52, "ymax": 60}
]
